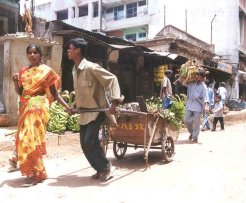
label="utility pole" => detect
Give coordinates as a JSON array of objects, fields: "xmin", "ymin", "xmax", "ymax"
[
  {"xmin": 99, "ymin": 0, "xmax": 102, "ymax": 32},
  {"xmin": 185, "ymin": 9, "xmax": 187, "ymax": 32},
  {"xmin": 164, "ymin": 5, "xmax": 166, "ymax": 27},
  {"xmin": 210, "ymin": 14, "xmax": 216, "ymax": 44},
  {"xmin": 30, "ymin": 0, "xmax": 35, "ymax": 16}
]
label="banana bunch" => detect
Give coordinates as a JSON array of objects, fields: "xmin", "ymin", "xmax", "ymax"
[
  {"xmin": 47, "ymin": 101, "xmax": 69, "ymax": 134},
  {"xmin": 154, "ymin": 65, "xmax": 168, "ymax": 86},
  {"xmin": 61, "ymin": 90, "xmax": 70, "ymax": 103},
  {"xmin": 66, "ymin": 114, "xmax": 80, "ymax": 132},
  {"xmin": 179, "ymin": 59, "xmax": 200, "ymax": 84},
  {"xmin": 61, "ymin": 90, "xmax": 76, "ymax": 107}
]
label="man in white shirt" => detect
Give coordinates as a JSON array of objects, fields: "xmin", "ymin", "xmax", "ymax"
[{"xmin": 217, "ymin": 82, "xmax": 227, "ymax": 105}]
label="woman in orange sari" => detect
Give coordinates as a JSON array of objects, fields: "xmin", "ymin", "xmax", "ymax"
[{"xmin": 12, "ymin": 44, "xmax": 71, "ymax": 186}]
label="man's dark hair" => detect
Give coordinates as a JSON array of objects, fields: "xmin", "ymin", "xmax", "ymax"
[
  {"xmin": 196, "ymin": 69, "xmax": 206, "ymax": 78},
  {"xmin": 220, "ymin": 82, "xmax": 225, "ymax": 87},
  {"xmin": 67, "ymin": 38, "xmax": 88, "ymax": 55},
  {"xmin": 165, "ymin": 70, "xmax": 173, "ymax": 75},
  {"xmin": 215, "ymin": 93, "xmax": 221, "ymax": 100}
]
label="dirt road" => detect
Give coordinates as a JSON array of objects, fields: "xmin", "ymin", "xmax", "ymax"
[{"xmin": 1, "ymin": 122, "xmax": 246, "ymax": 203}]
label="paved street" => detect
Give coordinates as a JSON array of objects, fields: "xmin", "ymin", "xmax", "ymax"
[{"xmin": 0, "ymin": 122, "xmax": 246, "ymax": 203}]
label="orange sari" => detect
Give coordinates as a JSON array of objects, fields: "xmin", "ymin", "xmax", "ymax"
[{"xmin": 16, "ymin": 64, "xmax": 60, "ymax": 181}]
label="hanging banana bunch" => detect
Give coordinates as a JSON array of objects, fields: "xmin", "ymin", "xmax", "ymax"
[{"xmin": 154, "ymin": 65, "xmax": 168, "ymax": 86}]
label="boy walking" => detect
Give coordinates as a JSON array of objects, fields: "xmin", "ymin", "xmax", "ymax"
[{"xmin": 211, "ymin": 94, "xmax": 224, "ymax": 131}]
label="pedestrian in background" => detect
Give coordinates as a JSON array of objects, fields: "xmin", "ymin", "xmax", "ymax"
[
  {"xmin": 211, "ymin": 94, "xmax": 224, "ymax": 131},
  {"xmin": 217, "ymin": 82, "xmax": 227, "ymax": 106},
  {"xmin": 160, "ymin": 70, "xmax": 173, "ymax": 109},
  {"xmin": 67, "ymin": 38, "xmax": 124, "ymax": 182},
  {"xmin": 183, "ymin": 70, "xmax": 209, "ymax": 143}
]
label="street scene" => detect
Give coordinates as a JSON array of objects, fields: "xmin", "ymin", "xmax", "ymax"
[
  {"xmin": 0, "ymin": 120, "xmax": 246, "ymax": 203},
  {"xmin": 1, "ymin": 0, "xmax": 246, "ymax": 203}
]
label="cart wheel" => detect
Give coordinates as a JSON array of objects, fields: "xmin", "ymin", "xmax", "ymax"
[
  {"xmin": 161, "ymin": 136, "xmax": 175, "ymax": 163},
  {"xmin": 113, "ymin": 141, "xmax": 127, "ymax": 159}
]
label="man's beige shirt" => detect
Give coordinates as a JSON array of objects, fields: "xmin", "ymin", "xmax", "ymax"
[{"xmin": 72, "ymin": 58, "xmax": 123, "ymax": 125}]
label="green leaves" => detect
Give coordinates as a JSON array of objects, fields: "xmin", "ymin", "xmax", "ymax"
[{"xmin": 146, "ymin": 94, "xmax": 186, "ymax": 130}]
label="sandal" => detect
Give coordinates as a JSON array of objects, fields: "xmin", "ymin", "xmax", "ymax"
[
  {"xmin": 8, "ymin": 158, "xmax": 17, "ymax": 168},
  {"xmin": 21, "ymin": 178, "xmax": 45, "ymax": 187}
]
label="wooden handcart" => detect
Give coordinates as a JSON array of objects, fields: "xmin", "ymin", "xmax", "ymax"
[
  {"xmin": 72, "ymin": 106, "xmax": 179, "ymax": 166},
  {"xmin": 109, "ymin": 112, "xmax": 179, "ymax": 165}
]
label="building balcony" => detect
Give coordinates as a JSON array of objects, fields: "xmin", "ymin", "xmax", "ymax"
[
  {"xmin": 104, "ymin": 10, "xmax": 149, "ymax": 31},
  {"xmin": 102, "ymin": 0, "xmax": 137, "ymax": 7}
]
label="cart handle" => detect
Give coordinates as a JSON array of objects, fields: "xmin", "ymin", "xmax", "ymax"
[{"xmin": 71, "ymin": 108, "xmax": 147, "ymax": 115}]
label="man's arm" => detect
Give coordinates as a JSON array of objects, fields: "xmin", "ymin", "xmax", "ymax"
[
  {"xmin": 203, "ymin": 86, "xmax": 209, "ymax": 112},
  {"xmin": 49, "ymin": 85, "xmax": 72, "ymax": 114}
]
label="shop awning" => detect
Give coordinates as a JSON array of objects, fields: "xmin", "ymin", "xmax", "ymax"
[
  {"xmin": 217, "ymin": 62, "xmax": 233, "ymax": 74},
  {"xmin": 143, "ymin": 51, "xmax": 188, "ymax": 64},
  {"xmin": 108, "ymin": 44, "xmax": 134, "ymax": 49},
  {"xmin": 144, "ymin": 51, "xmax": 177, "ymax": 59}
]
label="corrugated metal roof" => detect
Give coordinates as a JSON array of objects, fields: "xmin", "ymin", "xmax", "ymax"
[
  {"xmin": 51, "ymin": 20, "xmax": 134, "ymax": 46},
  {"xmin": 51, "ymin": 20, "xmax": 187, "ymax": 64},
  {"xmin": 143, "ymin": 51, "xmax": 188, "ymax": 63}
]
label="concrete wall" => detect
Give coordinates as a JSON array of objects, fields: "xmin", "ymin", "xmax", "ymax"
[
  {"xmin": 3, "ymin": 40, "xmax": 23, "ymax": 125},
  {"xmin": 0, "ymin": 44, "xmax": 3, "ymax": 105},
  {"xmin": 50, "ymin": 36, "xmax": 63, "ymax": 75},
  {"xmin": 1, "ymin": 35, "xmax": 63, "ymax": 125}
]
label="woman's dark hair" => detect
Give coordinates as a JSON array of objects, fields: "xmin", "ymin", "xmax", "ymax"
[
  {"xmin": 26, "ymin": 44, "xmax": 42, "ymax": 56},
  {"xmin": 66, "ymin": 38, "xmax": 88, "ymax": 55}
]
